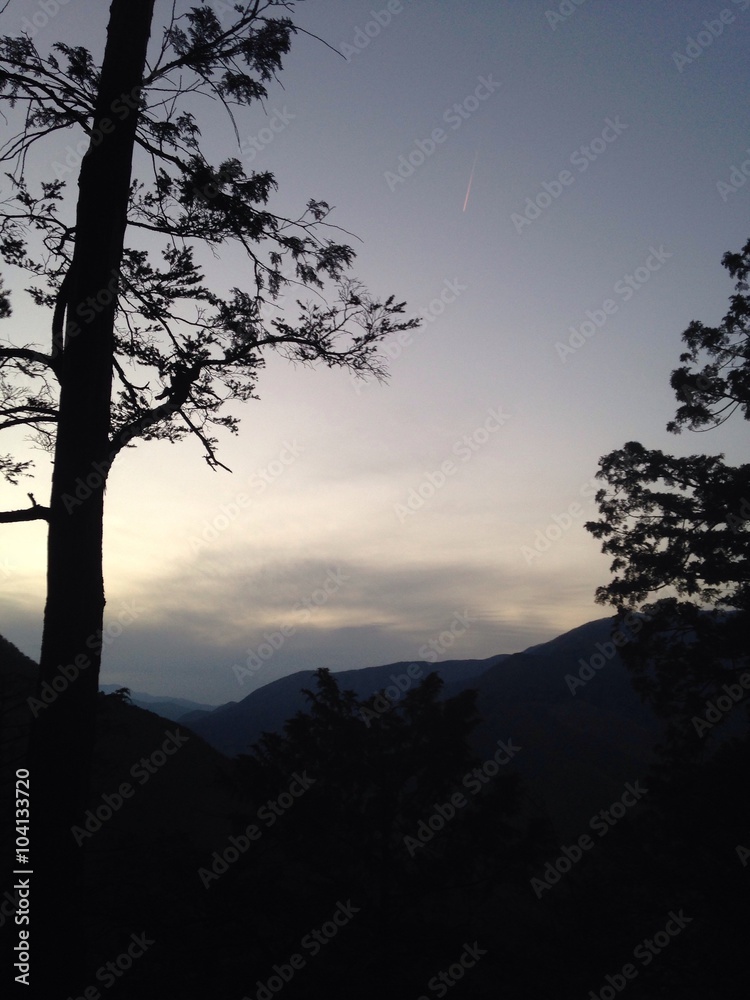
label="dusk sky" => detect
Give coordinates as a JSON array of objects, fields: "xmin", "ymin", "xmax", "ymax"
[{"xmin": 1, "ymin": 0, "xmax": 748, "ymax": 704}]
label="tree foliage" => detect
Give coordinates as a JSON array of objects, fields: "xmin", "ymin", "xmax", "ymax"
[
  {"xmin": 585, "ymin": 239, "xmax": 750, "ymax": 756},
  {"xmin": 586, "ymin": 442, "xmax": 750, "ymax": 612},
  {"xmin": 668, "ymin": 238, "xmax": 750, "ymax": 433},
  {"xmin": 238, "ymin": 669, "xmax": 542, "ymax": 917},
  {"xmin": 0, "ymin": 0, "xmax": 419, "ymax": 481}
]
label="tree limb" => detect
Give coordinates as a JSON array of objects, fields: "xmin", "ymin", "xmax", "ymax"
[
  {"xmin": 107, "ymin": 360, "xmax": 204, "ymax": 456},
  {"xmin": 0, "ymin": 346, "xmax": 61, "ymax": 377},
  {"xmin": 0, "ymin": 502, "xmax": 49, "ymax": 523}
]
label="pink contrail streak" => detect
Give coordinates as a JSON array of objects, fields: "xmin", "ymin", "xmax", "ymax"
[{"xmin": 463, "ymin": 150, "xmax": 479, "ymax": 212}]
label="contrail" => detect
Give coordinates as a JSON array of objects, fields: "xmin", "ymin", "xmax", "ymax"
[{"xmin": 463, "ymin": 149, "xmax": 479, "ymax": 212}]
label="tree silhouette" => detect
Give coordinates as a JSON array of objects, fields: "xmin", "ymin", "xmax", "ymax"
[
  {"xmin": 0, "ymin": 3, "xmax": 418, "ymax": 992},
  {"xmin": 667, "ymin": 239, "xmax": 750, "ymax": 433},
  {"xmin": 585, "ymin": 239, "xmax": 750, "ymax": 759},
  {"xmin": 234, "ymin": 668, "xmax": 546, "ymax": 995}
]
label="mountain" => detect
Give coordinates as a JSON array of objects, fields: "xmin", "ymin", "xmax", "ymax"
[
  {"xmin": 187, "ymin": 653, "xmax": 506, "ymax": 758},
  {"xmin": 0, "ymin": 644, "xmax": 242, "ymax": 855},
  {"xmin": 99, "ymin": 684, "xmax": 219, "ymax": 722},
  {"xmin": 187, "ymin": 617, "xmax": 663, "ymax": 836},
  {"xmin": 0, "ymin": 618, "xmax": 668, "ymax": 836},
  {"xmin": 454, "ymin": 618, "xmax": 662, "ymax": 836}
]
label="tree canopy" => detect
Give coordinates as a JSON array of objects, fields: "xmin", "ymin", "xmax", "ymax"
[
  {"xmin": 233, "ymin": 667, "xmax": 546, "ymax": 986},
  {"xmin": 0, "ymin": 1, "xmax": 418, "ymax": 487},
  {"xmin": 585, "ymin": 238, "xmax": 750, "ymax": 756}
]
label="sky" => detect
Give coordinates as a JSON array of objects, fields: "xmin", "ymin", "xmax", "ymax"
[{"xmin": 1, "ymin": 0, "xmax": 748, "ymax": 704}]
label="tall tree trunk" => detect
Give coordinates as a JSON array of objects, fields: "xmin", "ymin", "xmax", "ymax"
[{"xmin": 26, "ymin": 3, "xmax": 154, "ymax": 995}]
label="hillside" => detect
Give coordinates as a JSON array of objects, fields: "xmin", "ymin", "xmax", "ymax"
[
  {"xmin": 186, "ymin": 617, "xmax": 661, "ymax": 834},
  {"xmin": 188, "ymin": 652, "xmax": 505, "ymax": 757},
  {"xmin": 99, "ymin": 684, "xmax": 219, "ymax": 723}
]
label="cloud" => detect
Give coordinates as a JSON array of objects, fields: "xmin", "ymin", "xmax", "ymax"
[
  {"xmin": 0, "ymin": 526, "xmax": 607, "ymax": 705},
  {"xmin": 82, "ymin": 550, "xmax": 605, "ymax": 702}
]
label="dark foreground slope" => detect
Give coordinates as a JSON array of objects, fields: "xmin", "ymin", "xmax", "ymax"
[{"xmin": 1, "ymin": 625, "xmax": 748, "ymax": 1000}]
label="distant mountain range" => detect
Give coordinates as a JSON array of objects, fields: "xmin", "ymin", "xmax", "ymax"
[
  {"xmin": 0, "ymin": 617, "xmax": 667, "ymax": 837},
  {"xmin": 185, "ymin": 651, "xmax": 507, "ymax": 757},
  {"xmin": 99, "ymin": 684, "xmax": 220, "ymax": 723},
  {"xmin": 179, "ymin": 616, "xmax": 662, "ymax": 835}
]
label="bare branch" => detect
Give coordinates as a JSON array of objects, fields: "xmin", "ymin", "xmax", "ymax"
[
  {"xmin": 0, "ymin": 502, "xmax": 49, "ymax": 523},
  {"xmin": 178, "ymin": 406, "xmax": 232, "ymax": 471},
  {"xmin": 0, "ymin": 346, "xmax": 61, "ymax": 377}
]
